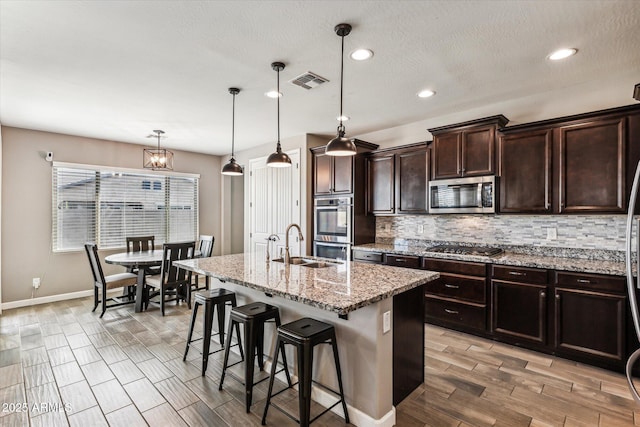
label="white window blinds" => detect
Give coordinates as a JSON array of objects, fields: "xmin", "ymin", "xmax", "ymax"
[{"xmin": 52, "ymin": 164, "xmax": 199, "ymax": 252}]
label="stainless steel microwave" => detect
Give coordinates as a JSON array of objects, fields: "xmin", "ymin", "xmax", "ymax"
[{"xmin": 428, "ymin": 176, "xmax": 496, "ymax": 214}]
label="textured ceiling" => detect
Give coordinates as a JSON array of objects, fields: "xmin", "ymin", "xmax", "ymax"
[{"xmin": 1, "ymin": 1, "xmax": 639, "ymax": 155}]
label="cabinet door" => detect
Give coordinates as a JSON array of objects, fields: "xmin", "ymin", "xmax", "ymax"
[
  {"xmin": 314, "ymin": 153, "xmax": 333, "ymax": 195},
  {"xmin": 559, "ymin": 117, "xmax": 626, "ymax": 212},
  {"xmin": 492, "ymin": 280, "xmax": 547, "ymax": 345},
  {"xmin": 499, "ymin": 130, "xmax": 552, "ymax": 213},
  {"xmin": 396, "ymin": 149, "xmax": 428, "ymax": 214},
  {"xmin": 432, "ymin": 133, "xmax": 461, "ymax": 179},
  {"xmin": 554, "ymin": 288, "xmax": 625, "ymax": 364},
  {"xmin": 462, "ymin": 127, "xmax": 495, "ymax": 176},
  {"xmin": 331, "ymin": 155, "xmax": 353, "ymax": 194},
  {"xmin": 367, "ymin": 155, "xmax": 395, "ymax": 215}
]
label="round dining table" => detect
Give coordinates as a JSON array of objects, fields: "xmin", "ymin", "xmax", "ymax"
[{"xmin": 105, "ymin": 250, "xmax": 164, "ymax": 312}]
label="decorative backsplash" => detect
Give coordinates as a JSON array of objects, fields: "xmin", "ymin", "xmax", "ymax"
[{"xmin": 376, "ymin": 215, "xmax": 630, "ymax": 252}]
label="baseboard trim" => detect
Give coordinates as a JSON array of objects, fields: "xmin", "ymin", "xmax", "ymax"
[{"xmin": 1, "ymin": 289, "xmax": 121, "ymax": 311}]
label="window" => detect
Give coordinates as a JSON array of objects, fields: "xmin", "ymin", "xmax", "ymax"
[{"xmin": 52, "ymin": 163, "xmax": 199, "ymax": 252}]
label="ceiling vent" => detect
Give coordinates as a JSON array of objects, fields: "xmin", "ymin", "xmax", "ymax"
[{"xmin": 290, "ymin": 72, "xmax": 329, "ymax": 90}]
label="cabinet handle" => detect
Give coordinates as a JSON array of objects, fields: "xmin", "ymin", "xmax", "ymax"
[
  {"xmin": 444, "ymin": 308, "xmax": 459, "ymax": 314},
  {"xmin": 508, "ymin": 271, "xmax": 525, "ymax": 276},
  {"xmin": 540, "ymin": 291, "xmax": 546, "ymax": 298},
  {"xmin": 556, "ymin": 293, "xmax": 560, "ymax": 300},
  {"xmin": 395, "ymin": 259, "xmax": 406, "ymax": 263},
  {"xmin": 576, "ymin": 279, "xmax": 591, "ymax": 284},
  {"xmin": 444, "ymin": 284, "xmax": 459, "ymax": 289}
]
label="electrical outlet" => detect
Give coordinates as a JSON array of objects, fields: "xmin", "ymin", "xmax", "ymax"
[
  {"xmin": 418, "ymin": 225, "xmax": 424, "ymax": 234},
  {"xmin": 32, "ymin": 278, "xmax": 41, "ymax": 289},
  {"xmin": 546, "ymin": 227, "xmax": 557, "ymax": 240},
  {"xmin": 383, "ymin": 311, "xmax": 391, "ymax": 333},
  {"xmin": 384, "ymin": 223, "xmax": 391, "ymax": 232}
]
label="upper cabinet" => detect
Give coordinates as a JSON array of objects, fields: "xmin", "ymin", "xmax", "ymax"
[
  {"xmin": 429, "ymin": 115, "xmax": 509, "ymax": 180},
  {"xmin": 498, "ymin": 105, "xmax": 640, "ymax": 214},
  {"xmin": 311, "ymin": 139, "xmax": 378, "ymax": 197},
  {"xmin": 366, "ymin": 143, "xmax": 429, "ymax": 215}
]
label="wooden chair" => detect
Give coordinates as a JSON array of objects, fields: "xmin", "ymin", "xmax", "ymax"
[
  {"xmin": 193, "ymin": 235, "xmax": 215, "ymax": 291},
  {"xmin": 84, "ymin": 243, "xmax": 138, "ymax": 318},
  {"xmin": 126, "ymin": 235, "xmax": 159, "ymax": 275},
  {"xmin": 146, "ymin": 241, "xmax": 196, "ymax": 316}
]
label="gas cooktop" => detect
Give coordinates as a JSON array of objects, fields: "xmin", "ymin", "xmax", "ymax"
[{"xmin": 427, "ymin": 245, "xmax": 504, "ymax": 257}]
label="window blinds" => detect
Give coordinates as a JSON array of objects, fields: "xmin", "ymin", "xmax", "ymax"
[{"xmin": 52, "ymin": 164, "xmax": 199, "ymax": 252}]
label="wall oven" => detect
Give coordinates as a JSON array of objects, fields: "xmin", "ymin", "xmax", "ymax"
[
  {"xmin": 313, "ymin": 241, "xmax": 350, "ymax": 261},
  {"xmin": 314, "ymin": 197, "xmax": 352, "ymax": 243},
  {"xmin": 428, "ymin": 175, "xmax": 497, "ymax": 214}
]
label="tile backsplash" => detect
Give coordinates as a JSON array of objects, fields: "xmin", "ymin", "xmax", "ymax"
[{"xmin": 376, "ymin": 215, "xmax": 630, "ymax": 251}]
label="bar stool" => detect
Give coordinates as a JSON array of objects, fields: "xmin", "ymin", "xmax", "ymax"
[
  {"xmin": 219, "ymin": 301, "xmax": 292, "ymax": 412},
  {"xmin": 183, "ymin": 289, "xmax": 243, "ymax": 376},
  {"xmin": 261, "ymin": 317, "xmax": 349, "ymax": 427}
]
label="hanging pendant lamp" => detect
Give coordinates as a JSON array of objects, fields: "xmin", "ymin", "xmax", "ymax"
[
  {"xmin": 221, "ymin": 87, "xmax": 244, "ymax": 176},
  {"xmin": 326, "ymin": 23, "xmax": 357, "ymax": 156},
  {"xmin": 143, "ymin": 130, "xmax": 174, "ymax": 170},
  {"xmin": 266, "ymin": 62, "xmax": 292, "ymax": 168}
]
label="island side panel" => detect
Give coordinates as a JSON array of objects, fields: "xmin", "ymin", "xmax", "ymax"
[
  {"xmin": 393, "ymin": 283, "xmax": 425, "ymax": 405},
  {"xmin": 211, "ymin": 279, "xmax": 394, "ymax": 423}
]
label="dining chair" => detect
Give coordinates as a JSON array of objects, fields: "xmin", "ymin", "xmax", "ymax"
[
  {"xmin": 126, "ymin": 235, "xmax": 160, "ymax": 275},
  {"xmin": 146, "ymin": 241, "xmax": 196, "ymax": 316},
  {"xmin": 84, "ymin": 243, "xmax": 138, "ymax": 318},
  {"xmin": 193, "ymin": 235, "xmax": 215, "ymax": 291}
]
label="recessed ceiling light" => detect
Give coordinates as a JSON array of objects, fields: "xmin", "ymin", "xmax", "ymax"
[
  {"xmin": 336, "ymin": 115, "xmax": 350, "ymax": 121},
  {"xmin": 547, "ymin": 48, "xmax": 577, "ymax": 61},
  {"xmin": 265, "ymin": 90, "xmax": 282, "ymax": 98},
  {"xmin": 417, "ymin": 89, "xmax": 436, "ymax": 98},
  {"xmin": 350, "ymin": 49, "xmax": 374, "ymax": 61}
]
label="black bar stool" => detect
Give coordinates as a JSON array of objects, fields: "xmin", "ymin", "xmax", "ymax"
[
  {"xmin": 183, "ymin": 289, "xmax": 243, "ymax": 376},
  {"xmin": 261, "ymin": 317, "xmax": 349, "ymax": 427},
  {"xmin": 219, "ymin": 301, "xmax": 292, "ymax": 412}
]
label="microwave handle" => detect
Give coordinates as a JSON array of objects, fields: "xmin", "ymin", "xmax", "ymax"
[{"xmin": 477, "ymin": 183, "xmax": 483, "ymax": 207}]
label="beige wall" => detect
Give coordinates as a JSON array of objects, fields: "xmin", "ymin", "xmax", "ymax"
[{"xmin": 1, "ymin": 126, "xmax": 222, "ymax": 304}]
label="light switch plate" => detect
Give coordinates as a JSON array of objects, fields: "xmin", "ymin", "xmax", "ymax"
[
  {"xmin": 418, "ymin": 225, "xmax": 424, "ymax": 234},
  {"xmin": 383, "ymin": 311, "xmax": 391, "ymax": 333},
  {"xmin": 546, "ymin": 227, "xmax": 557, "ymax": 240}
]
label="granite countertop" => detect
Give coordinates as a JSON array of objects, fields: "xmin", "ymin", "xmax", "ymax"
[
  {"xmin": 353, "ymin": 243, "xmax": 629, "ymax": 276},
  {"xmin": 175, "ymin": 253, "xmax": 439, "ymax": 316}
]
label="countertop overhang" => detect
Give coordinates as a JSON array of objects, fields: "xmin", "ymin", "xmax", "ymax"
[
  {"xmin": 175, "ymin": 253, "xmax": 439, "ymax": 316},
  {"xmin": 353, "ymin": 243, "xmax": 628, "ymax": 276}
]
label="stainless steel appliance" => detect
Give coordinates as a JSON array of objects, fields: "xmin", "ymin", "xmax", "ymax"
[
  {"xmin": 625, "ymin": 160, "xmax": 640, "ymax": 404},
  {"xmin": 429, "ymin": 175, "xmax": 496, "ymax": 214},
  {"xmin": 314, "ymin": 241, "xmax": 350, "ymax": 260},
  {"xmin": 314, "ymin": 197, "xmax": 352, "ymax": 243}
]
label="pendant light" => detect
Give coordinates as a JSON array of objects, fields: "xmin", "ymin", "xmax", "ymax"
[
  {"xmin": 221, "ymin": 87, "xmax": 244, "ymax": 176},
  {"xmin": 326, "ymin": 23, "xmax": 357, "ymax": 156},
  {"xmin": 266, "ymin": 62, "xmax": 292, "ymax": 168},
  {"xmin": 143, "ymin": 130, "xmax": 174, "ymax": 170}
]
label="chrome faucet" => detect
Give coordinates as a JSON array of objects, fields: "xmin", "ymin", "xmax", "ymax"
[
  {"xmin": 284, "ymin": 223, "xmax": 304, "ymax": 265},
  {"xmin": 265, "ymin": 234, "xmax": 279, "ymax": 262}
]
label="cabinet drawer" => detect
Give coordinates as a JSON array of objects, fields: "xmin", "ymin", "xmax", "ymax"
[
  {"xmin": 422, "ymin": 258, "xmax": 486, "ymax": 277},
  {"xmin": 555, "ymin": 271, "xmax": 625, "ymax": 294},
  {"xmin": 425, "ymin": 274, "xmax": 486, "ymax": 304},
  {"xmin": 386, "ymin": 254, "xmax": 421, "ymax": 269},
  {"xmin": 425, "ymin": 296, "xmax": 486, "ymax": 330},
  {"xmin": 352, "ymin": 250, "xmax": 383, "ymax": 264},
  {"xmin": 492, "ymin": 265, "xmax": 548, "ymax": 284}
]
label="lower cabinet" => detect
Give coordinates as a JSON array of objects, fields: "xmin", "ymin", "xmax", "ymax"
[
  {"xmin": 491, "ymin": 265, "xmax": 549, "ymax": 347},
  {"xmin": 423, "ymin": 258, "xmax": 488, "ymax": 333}
]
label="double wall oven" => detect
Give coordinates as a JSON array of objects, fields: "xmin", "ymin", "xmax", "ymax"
[{"xmin": 313, "ymin": 197, "xmax": 352, "ymax": 260}]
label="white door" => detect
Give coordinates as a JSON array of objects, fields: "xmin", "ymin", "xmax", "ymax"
[{"xmin": 248, "ymin": 149, "xmax": 301, "ymax": 261}]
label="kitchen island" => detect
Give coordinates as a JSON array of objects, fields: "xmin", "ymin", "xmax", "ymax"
[{"xmin": 175, "ymin": 253, "xmax": 439, "ymax": 427}]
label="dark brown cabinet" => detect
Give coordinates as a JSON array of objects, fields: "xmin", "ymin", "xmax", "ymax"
[
  {"xmin": 498, "ymin": 129, "xmax": 552, "ymax": 213},
  {"xmin": 491, "ymin": 265, "xmax": 549, "ymax": 346},
  {"xmin": 423, "ymin": 258, "xmax": 488, "ymax": 332},
  {"xmin": 366, "ymin": 144, "xmax": 429, "ymax": 216},
  {"xmin": 386, "ymin": 254, "xmax": 421, "ymax": 269},
  {"xmin": 553, "ymin": 272, "xmax": 626, "ymax": 367},
  {"xmin": 429, "ymin": 115, "xmax": 508, "ymax": 180},
  {"xmin": 313, "ymin": 152, "xmax": 353, "ymax": 195},
  {"xmin": 559, "ymin": 117, "xmax": 626, "ymax": 213}
]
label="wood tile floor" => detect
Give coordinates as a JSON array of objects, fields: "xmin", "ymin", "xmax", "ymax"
[{"xmin": 0, "ymin": 296, "xmax": 637, "ymax": 426}]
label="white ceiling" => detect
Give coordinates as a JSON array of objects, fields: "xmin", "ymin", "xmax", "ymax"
[{"xmin": 1, "ymin": 1, "xmax": 639, "ymax": 156}]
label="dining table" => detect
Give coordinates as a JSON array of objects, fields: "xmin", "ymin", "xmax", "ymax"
[{"xmin": 105, "ymin": 250, "xmax": 164, "ymax": 312}]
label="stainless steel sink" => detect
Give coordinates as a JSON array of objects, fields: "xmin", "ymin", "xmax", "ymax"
[{"xmin": 271, "ymin": 257, "xmax": 340, "ymax": 268}]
